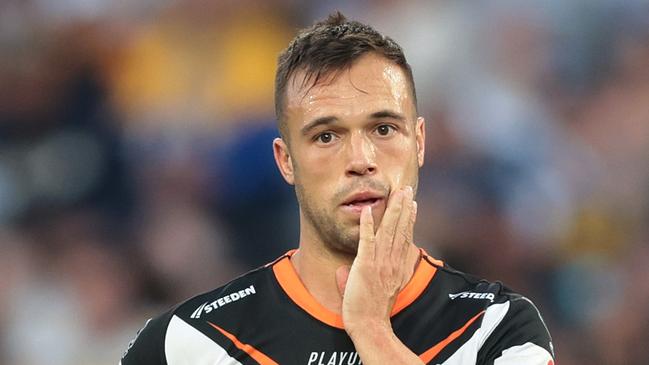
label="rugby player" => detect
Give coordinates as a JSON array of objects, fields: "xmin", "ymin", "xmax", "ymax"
[{"xmin": 120, "ymin": 12, "xmax": 555, "ymax": 365}]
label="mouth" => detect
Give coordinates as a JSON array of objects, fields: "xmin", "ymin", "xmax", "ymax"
[
  {"xmin": 340, "ymin": 192, "xmax": 385, "ymax": 214},
  {"xmin": 344, "ymin": 197, "xmax": 381, "ymax": 207}
]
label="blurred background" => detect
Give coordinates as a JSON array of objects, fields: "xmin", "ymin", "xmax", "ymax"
[{"xmin": 1, "ymin": 0, "xmax": 648, "ymax": 364}]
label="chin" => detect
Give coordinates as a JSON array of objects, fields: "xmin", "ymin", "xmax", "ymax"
[
  {"xmin": 329, "ymin": 243, "xmax": 358, "ymax": 257},
  {"xmin": 326, "ymin": 232, "xmax": 360, "ymax": 256}
]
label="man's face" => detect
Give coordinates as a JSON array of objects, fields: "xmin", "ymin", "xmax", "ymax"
[{"xmin": 274, "ymin": 53, "xmax": 425, "ymax": 254}]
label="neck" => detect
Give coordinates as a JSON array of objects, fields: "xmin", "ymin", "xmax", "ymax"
[
  {"xmin": 290, "ymin": 225, "xmax": 421, "ymax": 315},
  {"xmin": 290, "ymin": 235, "xmax": 350, "ymax": 314}
]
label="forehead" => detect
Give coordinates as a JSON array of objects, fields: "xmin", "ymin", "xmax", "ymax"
[{"xmin": 284, "ymin": 53, "xmax": 414, "ymax": 123}]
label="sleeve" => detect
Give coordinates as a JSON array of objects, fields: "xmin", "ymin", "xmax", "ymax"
[
  {"xmin": 119, "ymin": 311, "xmax": 174, "ymax": 365},
  {"xmin": 477, "ymin": 296, "xmax": 555, "ymax": 365}
]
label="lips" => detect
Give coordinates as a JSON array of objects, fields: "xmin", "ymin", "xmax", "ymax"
[{"xmin": 341, "ymin": 191, "xmax": 385, "ymax": 209}]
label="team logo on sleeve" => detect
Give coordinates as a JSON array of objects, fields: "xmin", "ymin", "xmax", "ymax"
[
  {"xmin": 449, "ymin": 291, "xmax": 495, "ymax": 302},
  {"xmin": 191, "ymin": 285, "xmax": 257, "ymax": 319}
]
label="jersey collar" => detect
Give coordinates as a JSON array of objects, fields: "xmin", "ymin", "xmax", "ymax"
[{"xmin": 271, "ymin": 248, "xmax": 442, "ymax": 329}]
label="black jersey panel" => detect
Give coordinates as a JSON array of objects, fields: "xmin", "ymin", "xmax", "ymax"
[{"xmin": 120, "ymin": 309, "xmax": 173, "ymax": 365}]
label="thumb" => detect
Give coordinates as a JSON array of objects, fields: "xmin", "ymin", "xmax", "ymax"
[{"xmin": 335, "ymin": 265, "xmax": 351, "ymax": 298}]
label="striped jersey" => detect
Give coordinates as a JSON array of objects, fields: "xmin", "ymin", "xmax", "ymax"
[{"xmin": 120, "ymin": 250, "xmax": 555, "ymax": 364}]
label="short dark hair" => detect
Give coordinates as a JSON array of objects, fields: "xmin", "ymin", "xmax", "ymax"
[{"xmin": 274, "ymin": 11, "xmax": 417, "ymax": 139}]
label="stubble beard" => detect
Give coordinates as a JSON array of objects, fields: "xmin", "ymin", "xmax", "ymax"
[
  {"xmin": 296, "ymin": 184, "xmax": 360, "ymax": 255},
  {"xmin": 294, "ymin": 177, "xmax": 395, "ymax": 256},
  {"xmin": 295, "ymin": 177, "xmax": 420, "ymax": 256}
]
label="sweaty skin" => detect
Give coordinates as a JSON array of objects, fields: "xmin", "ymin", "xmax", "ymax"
[{"xmin": 273, "ymin": 52, "xmax": 426, "ymax": 364}]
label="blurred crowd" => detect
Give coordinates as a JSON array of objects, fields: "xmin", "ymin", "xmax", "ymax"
[{"xmin": 1, "ymin": 0, "xmax": 648, "ymax": 364}]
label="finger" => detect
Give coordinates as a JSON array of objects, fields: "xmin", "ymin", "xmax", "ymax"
[
  {"xmin": 398, "ymin": 200, "xmax": 418, "ymax": 288},
  {"xmin": 358, "ymin": 205, "xmax": 375, "ymax": 261},
  {"xmin": 376, "ymin": 188, "xmax": 405, "ymax": 256},
  {"xmin": 402, "ymin": 200, "xmax": 417, "ymax": 260},
  {"xmin": 411, "ymin": 201, "xmax": 418, "ymax": 239},
  {"xmin": 391, "ymin": 186, "xmax": 414, "ymax": 257},
  {"xmin": 335, "ymin": 265, "xmax": 351, "ymax": 298}
]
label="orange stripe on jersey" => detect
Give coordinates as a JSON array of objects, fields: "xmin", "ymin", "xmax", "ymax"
[
  {"xmin": 272, "ymin": 252, "xmax": 345, "ymax": 329},
  {"xmin": 392, "ymin": 248, "xmax": 439, "ymax": 316},
  {"xmin": 272, "ymin": 249, "xmax": 440, "ymax": 329},
  {"xmin": 208, "ymin": 322, "xmax": 279, "ymax": 365},
  {"xmin": 419, "ymin": 310, "xmax": 485, "ymax": 363}
]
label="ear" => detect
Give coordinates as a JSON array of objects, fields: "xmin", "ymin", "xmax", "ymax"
[
  {"xmin": 273, "ymin": 137, "xmax": 295, "ymax": 185},
  {"xmin": 415, "ymin": 117, "xmax": 425, "ymax": 167}
]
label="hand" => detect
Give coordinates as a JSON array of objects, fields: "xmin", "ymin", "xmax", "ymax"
[{"xmin": 336, "ymin": 186, "xmax": 418, "ymax": 335}]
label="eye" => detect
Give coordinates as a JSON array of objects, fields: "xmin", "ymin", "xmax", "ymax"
[
  {"xmin": 375, "ymin": 124, "xmax": 396, "ymax": 136},
  {"xmin": 316, "ymin": 132, "xmax": 336, "ymax": 144}
]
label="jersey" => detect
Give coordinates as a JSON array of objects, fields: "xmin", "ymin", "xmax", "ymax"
[{"xmin": 120, "ymin": 250, "xmax": 555, "ymax": 365}]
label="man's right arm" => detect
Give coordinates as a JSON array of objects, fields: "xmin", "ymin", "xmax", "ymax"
[{"xmin": 120, "ymin": 312, "xmax": 172, "ymax": 365}]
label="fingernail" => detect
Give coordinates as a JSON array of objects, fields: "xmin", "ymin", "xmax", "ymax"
[{"xmin": 406, "ymin": 186, "xmax": 413, "ymax": 196}]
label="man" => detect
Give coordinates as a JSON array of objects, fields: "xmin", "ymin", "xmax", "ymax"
[{"xmin": 120, "ymin": 12, "xmax": 555, "ymax": 364}]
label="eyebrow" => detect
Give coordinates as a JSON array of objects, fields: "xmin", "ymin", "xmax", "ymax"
[
  {"xmin": 300, "ymin": 116, "xmax": 338, "ymax": 136},
  {"xmin": 370, "ymin": 109, "xmax": 406, "ymax": 122}
]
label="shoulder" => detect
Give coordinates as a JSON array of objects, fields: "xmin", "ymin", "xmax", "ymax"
[
  {"xmin": 424, "ymin": 256, "xmax": 555, "ymax": 364},
  {"xmin": 174, "ymin": 263, "xmax": 273, "ymax": 321},
  {"xmin": 477, "ymin": 292, "xmax": 555, "ymax": 364},
  {"xmin": 119, "ymin": 259, "xmax": 280, "ymax": 365}
]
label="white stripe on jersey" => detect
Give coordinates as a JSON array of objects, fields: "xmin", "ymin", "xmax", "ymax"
[
  {"xmin": 165, "ymin": 315, "xmax": 243, "ymax": 365},
  {"xmin": 441, "ymin": 301, "xmax": 510, "ymax": 364},
  {"xmin": 494, "ymin": 342, "xmax": 553, "ymax": 364}
]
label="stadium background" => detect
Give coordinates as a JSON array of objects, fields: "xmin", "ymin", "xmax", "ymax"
[{"xmin": 1, "ymin": 0, "xmax": 648, "ymax": 364}]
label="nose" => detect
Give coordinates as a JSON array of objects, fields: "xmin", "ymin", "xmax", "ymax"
[{"xmin": 345, "ymin": 132, "xmax": 377, "ymax": 177}]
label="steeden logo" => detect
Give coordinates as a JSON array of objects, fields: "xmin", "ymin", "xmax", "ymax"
[
  {"xmin": 191, "ymin": 285, "xmax": 257, "ymax": 319},
  {"xmin": 448, "ymin": 291, "xmax": 495, "ymax": 302}
]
